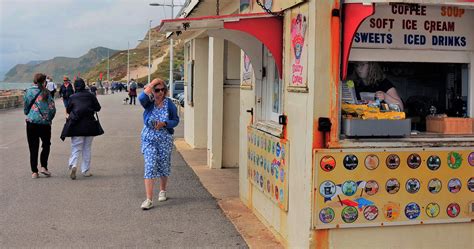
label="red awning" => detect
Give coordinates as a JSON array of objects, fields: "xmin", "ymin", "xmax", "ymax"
[
  {"xmin": 159, "ymin": 13, "xmax": 283, "ymax": 78},
  {"xmin": 341, "ymin": 3, "xmax": 374, "ymax": 80}
]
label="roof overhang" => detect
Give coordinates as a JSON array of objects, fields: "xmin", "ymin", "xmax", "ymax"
[{"xmin": 158, "ymin": 13, "xmax": 283, "ymax": 78}]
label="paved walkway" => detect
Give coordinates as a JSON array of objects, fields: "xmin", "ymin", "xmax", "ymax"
[{"xmin": 0, "ymin": 92, "xmax": 246, "ymax": 248}]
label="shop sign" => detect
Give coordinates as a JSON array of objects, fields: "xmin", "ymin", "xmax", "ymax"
[
  {"xmin": 287, "ymin": 5, "xmax": 309, "ymax": 91},
  {"xmin": 241, "ymin": 53, "xmax": 253, "ymax": 89},
  {"xmin": 313, "ymin": 149, "xmax": 473, "ymax": 229},
  {"xmin": 353, "ymin": 4, "xmax": 474, "ymax": 51},
  {"xmin": 247, "ymin": 127, "xmax": 289, "ymax": 211}
]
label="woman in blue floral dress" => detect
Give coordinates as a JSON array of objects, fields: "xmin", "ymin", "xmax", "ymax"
[{"xmin": 138, "ymin": 78, "xmax": 179, "ymax": 210}]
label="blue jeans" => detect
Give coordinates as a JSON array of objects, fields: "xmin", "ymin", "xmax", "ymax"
[{"xmin": 63, "ymin": 98, "xmax": 69, "ymax": 108}]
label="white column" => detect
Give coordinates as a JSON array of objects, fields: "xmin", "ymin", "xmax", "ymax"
[{"xmin": 207, "ymin": 37, "xmax": 224, "ymax": 169}]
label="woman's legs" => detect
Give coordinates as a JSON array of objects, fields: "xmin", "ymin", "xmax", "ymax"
[
  {"xmin": 80, "ymin": 136, "xmax": 94, "ymax": 173},
  {"xmin": 38, "ymin": 124, "xmax": 51, "ymax": 170},
  {"xmin": 68, "ymin": 137, "xmax": 84, "ymax": 168},
  {"xmin": 160, "ymin": 177, "xmax": 168, "ymax": 191},
  {"xmin": 26, "ymin": 122, "xmax": 40, "ymax": 173},
  {"xmin": 144, "ymin": 179, "xmax": 155, "ymax": 200}
]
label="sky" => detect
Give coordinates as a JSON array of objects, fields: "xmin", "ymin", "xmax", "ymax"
[{"xmin": 0, "ymin": 0, "xmax": 185, "ymax": 81}]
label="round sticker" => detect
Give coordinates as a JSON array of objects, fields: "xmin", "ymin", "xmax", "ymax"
[
  {"xmin": 342, "ymin": 180, "xmax": 358, "ymax": 196},
  {"xmin": 363, "ymin": 205, "xmax": 379, "ymax": 221},
  {"xmin": 319, "ymin": 207, "xmax": 335, "ymax": 223},
  {"xmin": 468, "ymin": 177, "xmax": 474, "ymax": 192},
  {"xmin": 468, "ymin": 152, "xmax": 474, "ymax": 166},
  {"xmin": 407, "ymin": 153, "xmax": 422, "ymax": 169},
  {"xmin": 276, "ymin": 142, "xmax": 281, "ymax": 157},
  {"xmin": 428, "ymin": 178, "xmax": 442, "ymax": 194},
  {"xmin": 320, "ymin": 156, "xmax": 336, "ymax": 172},
  {"xmin": 259, "ymin": 175, "xmax": 264, "ymax": 189},
  {"xmin": 279, "ymin": 189, "xmax": 284, "ymax": 202},
  {"xmin": 447, "ymin": 203, "xmax": 460, "ymax": 218},
  {"xmin": 404, "ymin": 202, "xmax": 421, "ymax": 220},
  {"xmin": 426, "ymin": 203, "xmax": 440, "ymax": 218},
  {"xmin": 275, "ymin": 185, "xmax": 279, "ymax": 200},
  {"xmin": 343, "ymin": 154, "xmax": 359, "ymax": 170},
  {"xmin": 447, "ymin": 152, "xmax": 462, "ymax": 169},
  {"xmin": 365, "ymin": 180, "xmax": 379, "ymax": 196},
  {"xmin": 319, "ymin": 181, "xmax": 336, "ymax": 199},
  {"xmin": 448, "ymin": 178, "xmax": 462, "ymax": 193},
  {"xmin": 280, "ymin": 168, "xmax": 285, "ymax": 183},
  {"xmin": 386, "ymin": 178, "xmax": 400, "ymax": 194},
  {"xmin": 266, "ymin": 180, "xmax": 271, "ymax": 193},
  {"xmin": 364, "ymin": 154, "xmax": 379, "ymax": 170},
  {"xmin": 341, "ymin": 206, "xmax": 358, "ymax": 223},
  {"xmin": 405, "ymin": 178, "xmax": 421, "ymax": 194},
  {"xmin": 383, "ymin": 202, "xmax": 400, "ymax": 221},
  {"xmin": 427, "ymin": 155, "xmax": 441, "ymax": 171},
  {"xmin": 386, "ymin": 154, "xmax": 400, "ymax": 169}
]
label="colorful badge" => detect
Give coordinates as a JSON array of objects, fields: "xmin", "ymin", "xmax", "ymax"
[
  {"xmin": 320, "ymin": 156, "xmax": 336, "ymax": 172},
  {"xmin": 386, "ymin": 178, "xmax": 400, "ymax": 194},
  {"xmin": 404, "ymin": 202, "xmax": 421, "ymax": 220},
  {"xmin": 447, "ymin": 152, "xmax": 462, "ymax": 169},
  {"xmin": 276, "ymin": 142, "xmax": 281, "ymax": 157},
  {"xmin": 266, "ymin": 180, "xmax": 271, "ymax": 193},
  {"xmin": 428, "ymin": 178, "xmax": 442, "ymax": 194},
  {"xmin": 341, "ymin": 206, "xmax": 358, "ymax": 223},
  {"xmin": 363, "ymin": 205, "xmax": 379, "ymax": 221},
  {"xmin": 407, "ymin": 153, "xmax": 422, "ymax": 169},
  {"xmin": 468, "ymin": 152, "xmax": 474, "ymax": 166},
  {"xmin": 383, "ymin": 202, "xmax": 400, "ymax": 221},
  {"xmin": 275, "ymin": 185, "xmax": 279, "ymax": 200},
  {"xmin": 259, "ymin": 174, "xmax": 264, "ymax": 189},
  {"xmin": 386, "ymin": 154, "xmax": 400, "ymax": 169},
  {"xmin": 468, "ymin": 177, "xmax": 474, "ymax": 192},
  {"xmin": 342, "ymin": 180, "xmax": 358, "ymax": 196},
  {"xmin": 343, "ymin": 154, "xmax": 358, "ymax": 170},
  {"xmin": 319, "ymin": 181, "xmax": 336, "ymax": 199},
  {"xmin": 448, "ymin": 178, "xmax": 462, "ymax": 193},
  {"xmin": 427, "ymin": 155, "xmax": 441, "ymax": 171},
  {"xmin": 279, "ymin": 188, "xmax": 284, "ymax": 202},
  {"xmin": 364, "ymin": 154, "xmax": 379, "ymax": 170},
  {"xmin": 319, "ymin": 207, "xmax": 335, "ymax": 223},
  {"xmin": 405, "ymin": 178, "xmax": 421, "ymax": 194},
  {"xmin": 426, "ymin": 203, "xmax": 440, "ymax": 218},
  {"xmin": 447, "ymin": 203, "xmax": 460, "ymax": 218},
  {"xmin": 280, "ymin": 168, "xmax": 285, "ymax": 183},
  {"xmin": 365, "ymin": 180, "xmax": 379, "ymax": 196}
]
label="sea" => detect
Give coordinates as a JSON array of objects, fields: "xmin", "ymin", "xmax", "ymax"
[{"xmin": 0, "ymin": 82, "xmax": 32, "ymax": 91}]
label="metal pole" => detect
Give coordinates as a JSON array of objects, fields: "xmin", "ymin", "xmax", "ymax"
[
  {"xmin": 148, "ymin": 20, "xmax": 152, "ymax": 85},
  {"xmin": 169, "ymin": 0, "xmax": 174, "ymax": 98},
  {"xmin": 107, "ymin": 49, "xmax": 110, "ymax": 82},
  {"xmin": 127, "ymin": 41, "xmax": 130, "ymax": 86}
]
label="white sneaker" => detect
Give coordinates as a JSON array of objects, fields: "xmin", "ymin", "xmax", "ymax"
[
  {"xmin": 141, "ymin": 199, "xmax": 153, "ymax": 210},
  {"xmin": 69, "ymin": 166, "xmax": 77, "ymax": 180},
  {"xmin": 158, "ymin": 191, "xmax": 167, "ymax": 202}
]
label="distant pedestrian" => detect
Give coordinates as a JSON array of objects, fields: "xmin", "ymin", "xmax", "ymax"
[
  {"xmin": 103, "ymin": 81, "xmax": 109, "ymax": 94},
  {"xmin": 24, "ymin": 73, "xmax": 56, "ymax": 179},
  {"xmin": 139, "ymin": 78, "xmax": 179, "ymax": 210},
  {"xmin": 128, "ymin": 79, "xmax": 137, "ymax": 105},
  {"xmin": 61, "ymin": 78, "xmax": 102, "ymax": 180},
  {"xmin": 59, "ymin": 77, "xmax": 74, "ymax": 107},
  {"xmin": 46, "ymin": 76, "xmax": 57, "ymax": 98},
  {"xmin": 90, "ymin": 83, "xmax": 97, "ymax": 96}
]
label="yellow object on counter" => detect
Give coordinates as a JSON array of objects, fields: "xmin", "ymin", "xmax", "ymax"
[
  {"xmin": 342, "ymin": 104, "xmax": 379, "ymax": 116},
  {"xmin": 362, "ymin": 111, "xmax": 406, "ymax": 120}
]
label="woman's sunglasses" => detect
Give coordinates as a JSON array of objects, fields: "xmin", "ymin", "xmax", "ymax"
[{"xmin": 154, "ymin": 88, "xmax": 166, "ymax": 93}]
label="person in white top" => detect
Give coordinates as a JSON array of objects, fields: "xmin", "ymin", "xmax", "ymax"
[{"xmin": 46, "ymin": 76, "xmax": 57, "ymax": 98}]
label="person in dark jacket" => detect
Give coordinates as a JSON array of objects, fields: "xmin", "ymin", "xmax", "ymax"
[
  {"xmin": 59, "ymin": 77, "xmax": 75, "ymax": 108},
  {"xmin": 128, "ymin": 79, "xmax": 137, "ymax": 105},
  {"xmin": 63, "ymin": 78, "xmax": 102, "ymax": 180}
]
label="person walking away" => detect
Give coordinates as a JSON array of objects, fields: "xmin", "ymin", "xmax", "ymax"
[
  {"xmin": 90, "ymin": 83, "xmax": 97, "ymax": 96},
  {"xmin": 59, "ymin": 77, "xmax": 74, "ymax": 107},
  {"xmin": 46, "ymin": 76, "xmax": 57, "ymax": 98},
  {"xmin": 62, "ymin": 78, "xmax": 102, "ymax": 179},
  {"xmin": 139, "ymin": 78, "xmax": 179, "ymax": 210},
  {"xmin": 24, "ymin": 73, "xmax": 56, "ymax": 178},
  {"xmin": 128, "ymin": 79, "xmax": 137, "ymax": 105},
  {"xmin": 103, "ymin": 81, "xmax": 109, "ymax": 94}
]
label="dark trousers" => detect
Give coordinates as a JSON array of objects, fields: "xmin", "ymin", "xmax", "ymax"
[
  {"xmin": 129, "ymin": 95, "xmax": 136, "ymax": 105},
  {"xmin": 26, "ymin": 122, "xmax": 51, "ymax": 173}
]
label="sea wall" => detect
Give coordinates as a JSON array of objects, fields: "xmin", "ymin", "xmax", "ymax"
[{"xmin": 0, "ymin": 91, "xmax": 24, "ymax": 109}]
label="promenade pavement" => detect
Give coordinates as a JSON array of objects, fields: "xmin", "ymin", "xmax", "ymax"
[{"xmin": 0, "ymin": 91, "xmax": 246, "ymax": 248}]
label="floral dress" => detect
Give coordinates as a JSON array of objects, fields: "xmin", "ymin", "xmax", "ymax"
[{"xmin": 141, "ymin": 98, "xmax": 173, "ymax": 179}]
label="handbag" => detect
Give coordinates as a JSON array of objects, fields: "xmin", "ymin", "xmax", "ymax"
[
  {"xmin": 91, "ymin": 112, "xmax": 105, "ymax": 136},
  {"xmin": 60, "ymin": 117, "xmax": 73, "ymax": 141}
]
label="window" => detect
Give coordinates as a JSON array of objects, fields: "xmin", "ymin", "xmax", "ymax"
[{"xmin": 256, "ymin": 46, "xmax": 283, "ymax": 125}]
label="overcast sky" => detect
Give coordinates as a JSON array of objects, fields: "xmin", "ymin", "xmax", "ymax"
[{"xmin": 0, "ymin": 0, "xmax": 185, "ymax": 80}]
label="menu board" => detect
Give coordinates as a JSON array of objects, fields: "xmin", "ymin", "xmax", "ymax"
[
  {"xmin": 313, "ymin": 148, "xmax": 474, "ymax": 229},
  {"xmin": 247, "ymin": 127, "xmax": 289, "ymax": 211}
]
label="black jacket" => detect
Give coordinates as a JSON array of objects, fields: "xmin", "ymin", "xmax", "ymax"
[
  {"xmin": 65, "ymin": 90, "xmax": 101, "ymax": 137},
  {"xmin": 60, "ymin": 84, "xmax": 74, "ymax": 99}
]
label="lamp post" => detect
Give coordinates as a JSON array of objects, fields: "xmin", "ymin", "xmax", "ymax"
[
  {"xmin": 107, "ymin": 48, "xmax": 110, "ymax": 83},
  {"xmin": 150, "ymin": 0, "xmax": 184, "ymax": 98},
  {"xmin": 148, "ymin": 20, "xmax": 152, "ymax": 84}
]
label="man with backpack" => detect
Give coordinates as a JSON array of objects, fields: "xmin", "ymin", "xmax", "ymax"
[{"xmin": 128, "ymin": 79, "xmax": 138, "ymax": 105}]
